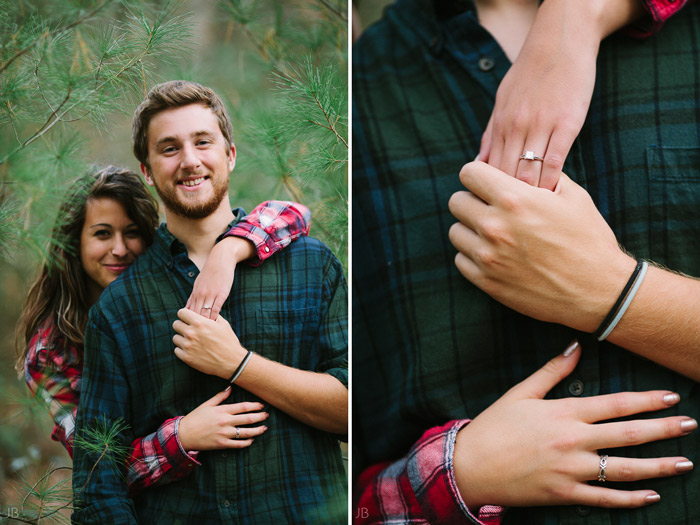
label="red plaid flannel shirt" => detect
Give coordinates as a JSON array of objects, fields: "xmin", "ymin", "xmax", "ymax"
[
  {"xmin": 355, "ymin": 421, "xmax": 504, "ymax": 524},
  {"xmin": 24, "ymin": 200, "xmax": 309, "ymax": 492}
]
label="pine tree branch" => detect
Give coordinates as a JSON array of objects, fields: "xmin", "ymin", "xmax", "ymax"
[
  {"xmin": 317, "ymin": 0, "xmax": 347, "ymax": 22},
  {"xmin": 0, "ymin": 2, "xmax": 110, "ymax": 76},
  {"xmin": 0, "ymin": 29, "xmax": 156, "ymax": 166},
  {"xmin": 309, "ymin": 91, "xmax": 348, "ymax": 148}
]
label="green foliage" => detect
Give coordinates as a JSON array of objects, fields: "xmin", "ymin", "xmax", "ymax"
[
  {"xmin": 0, "ymin": 0, "xmax": 194, "ymax": 260},
  {"xmin": 223, "ymin": 0, "xmax": 348, "ymax": 265}
]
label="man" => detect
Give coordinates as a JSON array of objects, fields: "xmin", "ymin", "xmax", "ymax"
[
  {"xmin": 353, "ymin": 0, "xmax": 698, "ymax": 523},
  {"xmin": 72, "ymin": 81, "xmax": 348, "ymax": 523}
]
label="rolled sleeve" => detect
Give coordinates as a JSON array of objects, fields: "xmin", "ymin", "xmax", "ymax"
[
  {"xmin": 355, "ymin": 420, "xmax": 505, "ymax": 524},
  {"xmin": 624, "ymin": 0, "xmax": 693, "ymax": 38},
  {"xmin": 226, "ymin": 201, "xmax": 311, "ymax": 265}
]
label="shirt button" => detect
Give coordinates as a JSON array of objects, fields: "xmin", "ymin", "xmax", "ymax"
[
  {"xmin": 569, "ymin": 380, "xmax": 584, "ymax": 396},
  {"xmin": 223, "ymin": 499, "xmax": 230, "ymax": 508},
  {"xmin": 264, "ymin": 246, "xmax": 270, "ymax": 253},
  {"xmin": 478, "ymin": 57, "xmax": 495, "ymax": 72},
  {"xmin": 188, "ymin": 271, "xmax": 195, "ymax": 278},
  {"xmin": 575, "ymin": 505, "xmax": 591, "ymax": 516}
]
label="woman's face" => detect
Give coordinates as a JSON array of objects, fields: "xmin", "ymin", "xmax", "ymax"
[{"xmin": 80, "ymin": 197, "xmax": 146, "ymax": 302}]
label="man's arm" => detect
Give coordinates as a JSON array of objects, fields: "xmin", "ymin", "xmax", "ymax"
[
  {"xmin": 448, "ymin": 162, "xmax": 700, "ymax": 381},
  {"xmin": 72, "ymin": 308, "xmax": 137, "ymax": 523},
  {"xmin": 173, "ymin": 249, "xmax": 348, "ymax": 435}
]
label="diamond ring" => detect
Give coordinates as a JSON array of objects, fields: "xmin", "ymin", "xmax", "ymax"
[{"xmin": 520, "ymin": 150, "xmax": 544, "ymax": 162}]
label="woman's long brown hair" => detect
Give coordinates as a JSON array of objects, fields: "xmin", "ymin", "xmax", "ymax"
[{"xmin": 15, "ymin": 166, "xmax": 159, "ymax": 373}]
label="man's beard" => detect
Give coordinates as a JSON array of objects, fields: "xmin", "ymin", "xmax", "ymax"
[{"xmin": 152, "ymin": 174, "xmax": 230, "ymax": 219}]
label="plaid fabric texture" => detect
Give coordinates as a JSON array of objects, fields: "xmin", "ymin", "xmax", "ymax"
[
  {"xmin": 353, "ymin": 1, "xmax": 700, "ymax": 523},
  {"xmin": 25, "ymin": 201, "xmax": 308, "ymax": 491},
  {"xmin": 355, "ymin": 420, "xmax": 505, "ymax": 524},
  {"xmin": 231, "ymin": 200, "xmax": 311, "ymax": 265},
  {"xmin": 626, "ymin": 0, "xmax": 695, "ymax": 37},
  {"xmin": 72, "ymin": 209, "xmax": 348, "ymax": 524}
]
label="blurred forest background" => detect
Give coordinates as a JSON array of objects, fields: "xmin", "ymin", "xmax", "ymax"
[{"xmin": 0, "ymin": 0, "xmax": 347, "ymax": 521}]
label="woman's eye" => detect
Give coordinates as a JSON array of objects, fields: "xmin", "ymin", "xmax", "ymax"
[
  {"xmin": 126, "ymin": 229, "xmax": 142, "ymax": 239},
  {"xmin": 94, "ymin": 229, "xmax": 110, "ymax": 238}
]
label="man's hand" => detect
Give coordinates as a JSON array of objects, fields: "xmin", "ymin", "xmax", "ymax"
[
  {"xmin": 186, "ymin": 237, "xmax": 255, "ymax": 320},
  {"xmin": 179, "ymin": 388, "xmax": 268, "ymax": 450},
  {"xmin": 448, "ymin": 161, "xmax": 635, "ymax": 332},
  {"xmin": 173, "ymin": 308, "xmax": 246, "ymax": 379},
  {"xmin": 455, "ymin": 342, "xmax": 696, "ymax": 509}
]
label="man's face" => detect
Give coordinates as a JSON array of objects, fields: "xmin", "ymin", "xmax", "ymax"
[{"xmin": 140, "ymin": 103, "xmax": 235, "ymax": 219}]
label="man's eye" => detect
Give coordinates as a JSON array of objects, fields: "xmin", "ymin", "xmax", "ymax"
[
  {"xmin": 196, "ymin": 139, "xmax": 211, "ymax": 146},
  {"xmin": 162, "ymin": 146, "xmax": 177, "ymax": 154}
]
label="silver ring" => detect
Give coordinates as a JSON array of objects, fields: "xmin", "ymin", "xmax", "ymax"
[
  {"xmin": 598, "ymin": 454, "xmax": 608, "ymax": 482},
  {"xmin": 202, "ymin": 305, "xmax": 212, "ymax": 310},
  {"xmin": 235, "ymin": 427, "xmax": 240, "ymax": 439},
  {"xmin": 520, "ymin": 150, "xmax": 544, "ymax": 162}
]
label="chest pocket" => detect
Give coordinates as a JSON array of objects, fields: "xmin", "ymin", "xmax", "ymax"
[
  {"xmin": 253, "ymin": 307, "xmax": 320, "ymax": 371},
  {"xmin": 647, "ymin": 146, "xmax": 700, "ymax": 275}
]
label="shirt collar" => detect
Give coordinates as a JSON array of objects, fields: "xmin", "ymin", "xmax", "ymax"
[{"xmin": 151, "ymin": 207, "xmax": 247, "ymax": 262}]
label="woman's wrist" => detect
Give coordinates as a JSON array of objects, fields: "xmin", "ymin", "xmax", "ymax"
[{"xmin": 222, "ymin": 236, "xmax": 255, "ymax": 263}]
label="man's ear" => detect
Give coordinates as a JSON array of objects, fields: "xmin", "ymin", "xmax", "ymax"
[
  {"xmin": 228, "ymin": 143, "xmax": 236, "ymax": 172},
  {"xmin": 140, "ymin": 163, "xmax": 154, "ymax": 186}
]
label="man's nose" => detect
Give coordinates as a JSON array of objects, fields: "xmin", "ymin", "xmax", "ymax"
[{"xmin": 180, "ymin": 143, "xmax": 201, "ymax": 170}]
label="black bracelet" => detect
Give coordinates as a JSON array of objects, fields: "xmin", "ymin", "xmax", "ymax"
[
  {"xmin": 594, "ymin": 259, "xmax": 644, "ymax": 340},
  {"xmin": 228, "ymin": 350, "xmax": 253, "ymax": 384}
]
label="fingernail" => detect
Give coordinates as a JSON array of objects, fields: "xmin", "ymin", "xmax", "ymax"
[
  {"xmin": 262, "ymin": 426, "xmax": 268, "ymax": 431},
  {"xmin": 562, "ymin": 340, "xmax": 579, "ymax": 357},
  {"xmin": 681, "ymin": 419, "xmax": 697, "ymax": 433},
  {"xmin": 663, "ymin": 393, "xmax": 680, "ymax": 405},
  {"xmin": 224, "ymin": 386, "xmax": 231, "ymax": 392},
  {"xmin": 676, "ymin": 460, "xmax": 694, "ymax": 472},
  {"xmin": 645, "ymin": 494, "xmax": 661, "ymax": 505},
  {"xmin": 474, "ymin": 154, "xmax": 481, "ymax": 162}
]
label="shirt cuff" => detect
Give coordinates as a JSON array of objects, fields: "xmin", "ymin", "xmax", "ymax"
[
  {"xmin": 173, "ymin": 416, "xmax": 201, "ymax": 465},
  {"xmin": 623, "ymin": 0, "xmax": 689, "ymax": 39},
  {"xmin": 410, "ymin": 419, "xmax": 506, "ymax": 524}
]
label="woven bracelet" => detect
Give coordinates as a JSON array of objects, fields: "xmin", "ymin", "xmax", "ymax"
[
  {"xmin": 595, "ymin": 260, "xmax": 648, "ymax": 341},
  {"xmin": 228, "ymin": 350, "xmax": 253, "ymax": 384}
]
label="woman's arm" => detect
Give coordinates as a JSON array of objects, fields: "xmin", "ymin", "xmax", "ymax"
[
  {"xmin": 24, "ymin": 325, "xmax": 80, "ymax": 456},
  {"xmin": 479, "ymin": 0, "xmax": 686, "ymax": 190},
  {"xmin": 355, "ymin": 343, "xmax": 695, "ymax": 523},
  {"xmin": 126, "ymin": 389, "xmax": 268, "ymax": 495},
  {"xmin": 24, "ymin": 325, "xmax": 267, "ymax": 494},
  {"xmin": 186, "ymin": 200, "xmax": 311, "ymax": 319}
]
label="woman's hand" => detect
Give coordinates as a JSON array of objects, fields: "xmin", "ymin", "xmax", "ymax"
[
  {"xmin": 480, "ymin": 0, "xmax": 644, "ymax": 190},
  {"xmin": 173, "ymin": 308, "xmax": 246, "ymax": 379},
  {"xmin": 186, "ymin": 237, "xmax": 254, "ymax": 320},
  {"xmin": 455, "ymin": 342, "xmax": 695, "ymax": 509},
  {"xmin": 178, "ymin": 388, "xmax": 268, "ymax": 451}
]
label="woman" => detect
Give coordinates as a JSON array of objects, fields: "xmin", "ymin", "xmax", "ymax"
[{"xmin": 16, "ymin": 165, "xmax": 309, "ymax": 492}]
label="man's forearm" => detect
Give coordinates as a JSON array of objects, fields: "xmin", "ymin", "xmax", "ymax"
[
  {"xmin": 606, "ymin": 264, "xmax": 700, "ymax": 382},
  {"xmin": 234, "ymin": 353, "xmax": 348, "ymax": 435}
]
